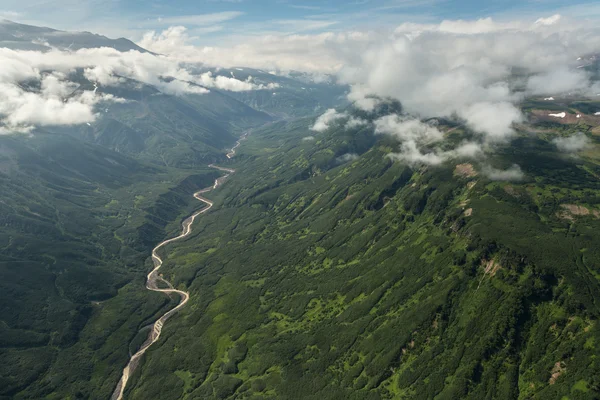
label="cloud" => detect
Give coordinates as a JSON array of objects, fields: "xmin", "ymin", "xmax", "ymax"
[
  {"xmin": 482, "ymin": 164, "xmax": 525, "ymax": 181},
  {"xmin": 0, "ymin": 42, "xmax": 278, "ymax": 132},
  {"xmin": 337, "ymin": 153, "xmax": 359, "ymax": 163},
  {"xmin": 302, "ymin": 135, "xmax": 315, "ymax": 141},
  {"xmin": 452, "ymin": 142, "xmax": 484, "ymax": 158},
  {"xmin": 310, "ymin": 109, "xmax": 348, "ymax": 132},
  {"xmin": 375, "ymin": 114, "xmax": 484, "ymax": 166},
  {"xmin": 345, "ymin": 116, "xmax": 368, "ymax": 129},
  {"xmin": 271, "ymin": 19, "xmax": 339, "ymax": 33},
  {"xmin": 155, "ymin": 12, "xmax": 244, "ymax": 26},
  {"xmin": 552, "ymin": 133, "xmax": 591, "ymax": 152},
  {"xmin": 458, "ymin": 102, "xmax": 523, "ymax": 141},
  {"xmin": 139, "ymin": 28, "xmax": 374, "ymax": 73},
  {"xmin": 526, "ymin": 67, "xmax": 592, "ymax": 95},
  {"xmin": 0, "ymin": 74, "xmax": 119, "ymax": 132},
  {"xmin": 197, "ymin": 71, "xmax": 279, "ymax": 91},
  {"xmin": 534, "ymin": 14, "xmax": 561, "ymax": 26},
  {"xmin": 387, "ymin": 140, "xmax": 446, "ymax": 166},
  {"xmin": 374, "ymin": 115, "xmax": 443, "ymax": 143},
  {"xmin": 394, "ymin": 17, "xmax": 522, "ymax": 36}
]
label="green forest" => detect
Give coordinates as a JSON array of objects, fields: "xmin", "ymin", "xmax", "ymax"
[
  {"xmin": 115, "ymin": 107, "xmax": 600, "ymax": 399},
  {"xmin": 2, "ymin": 36, "xmax": 600, "ymax": 400},
  {"xmin": 0, "ymin": 68, "xmax": 348, "ymax": 400}
]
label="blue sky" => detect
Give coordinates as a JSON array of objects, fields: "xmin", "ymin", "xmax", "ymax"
[{"xmin": 1, "ymin": 0, "xmax": 599, "ymax": 42}]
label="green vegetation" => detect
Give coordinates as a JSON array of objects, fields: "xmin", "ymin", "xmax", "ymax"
[
  {"xmin": 3, "ymin": 58, "xmax": 600, "ymax": 400},
  {"xmin": 0, "ymin": 129, "xmax": 227, "ymax": 399},
  {"xmin": 121, "ymin": 112, "xmax": 600, "ymax": 399}
]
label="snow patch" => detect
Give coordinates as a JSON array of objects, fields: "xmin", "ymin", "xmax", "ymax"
[
  {"xmin": 544, "ymin": 97, "xmax": 554, "ymax": 101},
  {"xmin": 549, "ymin": 112, "xmax": 566, "ymax": 118}
]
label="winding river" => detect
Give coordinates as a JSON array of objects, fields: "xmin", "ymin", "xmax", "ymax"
[{"xmin": 111, "ymin": 137, "xmax": 245, "ymax": 399}]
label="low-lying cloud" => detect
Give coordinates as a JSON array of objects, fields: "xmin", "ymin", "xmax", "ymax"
[
  {"xmin": 553, "ymin": 133, "xmax": 591, "ymax": 152},
  {"xmin": 139, "ymin": 14, "xmax": 600, "ymax": 167},
  {"xmin": 336, "ymin": 153, "xmax": 359, "ymax": 163},
  {"xmin": 310, "ymin": 109, "xmax": 348, "ymax": 132},
  {"xmin": 482, "ymin": 164, "xmax": 525, "ymax": 181},
  {"xmin": 0, "ymin": 44, "xmax": 278, "ymax": 132}
]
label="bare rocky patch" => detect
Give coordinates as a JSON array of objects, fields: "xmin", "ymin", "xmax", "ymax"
[
  {"xmin": 504, "ymin": 185, "xmax": 520, "ymax": 198},
  {"xmin": 454, "ymin": 163, "xmax": 477, "ymax": 178},
  {"xmin": 476, "ymin": 259, "xmax": 502, "ymax": 289},
  {"xmin": 549, "ymin": 361, "xmax": 566, "ymax": 385},
  {"xmin": 557, "ymin": 204, "xmax": 600, "ymax": 221}
]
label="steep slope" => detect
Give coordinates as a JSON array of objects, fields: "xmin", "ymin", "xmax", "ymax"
[
  {"xmin": 196, "ymin": 67, "xmax": 348, "ymax": 118},
  {"xmin": 123, "ymin": 110, "xmax": 600, "ymax": 399},
  {"xmin": 53, "ymin": 75, "xmax": 274, "ymax": 167},
  {"xmin": 0, "ymin": 131, "xmax": 223, "ymax": 399}
]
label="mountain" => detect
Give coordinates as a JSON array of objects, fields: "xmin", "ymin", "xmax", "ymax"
[
  {"xmin": 54, "ymin": 75, "xmax": 273, "ymax": 167},
  {"xmin": 120, "ymin": 104, "xmax": 600, "ymax": 399},
  {"xmin": 3, "ymin": 19, "xmax": 600, "ymax": 400},
  {"xmin": 0, "ymin": 22, "xmax": 279, "ymax": 399},
  {"xmin": 0, "ymin": 19, "xmax": 148, "ymax": 52},
  {"xmin": 193, "ymin": 66, "xmax": 349, "ymax": 118},
  {"xmin": 0, "ymin": 129, "xmax": 227, "ymax": 398}
]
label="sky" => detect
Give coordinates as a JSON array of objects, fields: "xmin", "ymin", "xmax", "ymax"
[{"xmin": 2, "ymin": 0, "xmax": 600, "ymax": 43}]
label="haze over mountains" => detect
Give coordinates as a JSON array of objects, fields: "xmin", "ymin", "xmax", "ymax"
[{"xmin": 0, "ymin": 13, "xmax": 600, "ymax": 400}]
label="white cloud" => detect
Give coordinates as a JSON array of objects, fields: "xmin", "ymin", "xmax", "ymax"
[
  {"xmin": 482, "ymin": 164, "xmax": 525, "ymax": 181},
  {"xmin": 388, "ymin": 140, "xmax": 446, "ymax": 166},
  {"xmin": 374, "ymin": 115, "xmax": 444, "ymax": 143},
  {"xmin": 452, "ymin": 142, "xmax": 485, "ymax": 158},
  {"xmin": 336, "ymin": 153, "xmax": 359, "ymax": 162},
  {"xmin": 197, "ymin": 71, "xmax": 279, "ymax": 91},
  {"xmin": 375, "ymin": 114, "xmax": 484, "ymax": 166},
  {"xmin": 552, "ymin": 133, "xmax": 591, "ymax": 152},
  {"xmin": 534, "ymin": 14, "xmax": 561, "ymax": 26},
  {"xmin": 526, "ymin": 67, "xmax": 591, "ymax": 95},
  {"xmin": 0, "ymin": 74, "xmax": 119, "ymax": 132},
  {"xmin": 0, "ymin": 38, "xmax": 285, "ymax": 131},
  {"xmin": 345, "ymin": 116, "xmax": 368, "ymax": 129},
  {"xmin": 137, "ymin": 14, "xmax": 596, "ymax": 149},
  {"xmin": 5, "ymin": 13, "xmax": 600, "ymax": 147},
  {"xmin": 139, "ymin": 28, "xmax": 373, "ymax": 73},
  {"xmin": 155, "ymin": 12, "xmax": 244, "ymax": 26},
  {"xmin": 310, "ymin": 108, "xmax": 347, "ymax": 132},
  {"xmin": 458, "ymin": 102, "xmax": 523, "ymax": 141},
  {"xmin": 272, "ymin": 19, "xmax": 339, "ymax": 33}
]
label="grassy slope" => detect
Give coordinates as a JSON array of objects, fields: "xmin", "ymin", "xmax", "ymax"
[{"xmin": 126, "ymin": 117, "xmax": 600, "ymax": 399}]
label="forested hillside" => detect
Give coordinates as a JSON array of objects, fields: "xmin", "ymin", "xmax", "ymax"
[
  {"xmin": 0, "ymin": 129, "xmax": 229, "ymax": 398},
  {"xmin": 3, "ymin": 15, "xmax": 600, "ymax": 400},
  {"xmin": 123, "ymin": 105, "xmax": 600, "ymax": 399}
]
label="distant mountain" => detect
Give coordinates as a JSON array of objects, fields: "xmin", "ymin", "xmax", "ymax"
[
  {"xmin": 0, "ymin": 19, "xmax": 148, "ymax": 52},
  {"xmin": 192, "ymin": 66, "xmax": 349, "ymax": 118},
  {"xmin": 52, "ymin": 72, "xmax": 273, "ymax": 167}
]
